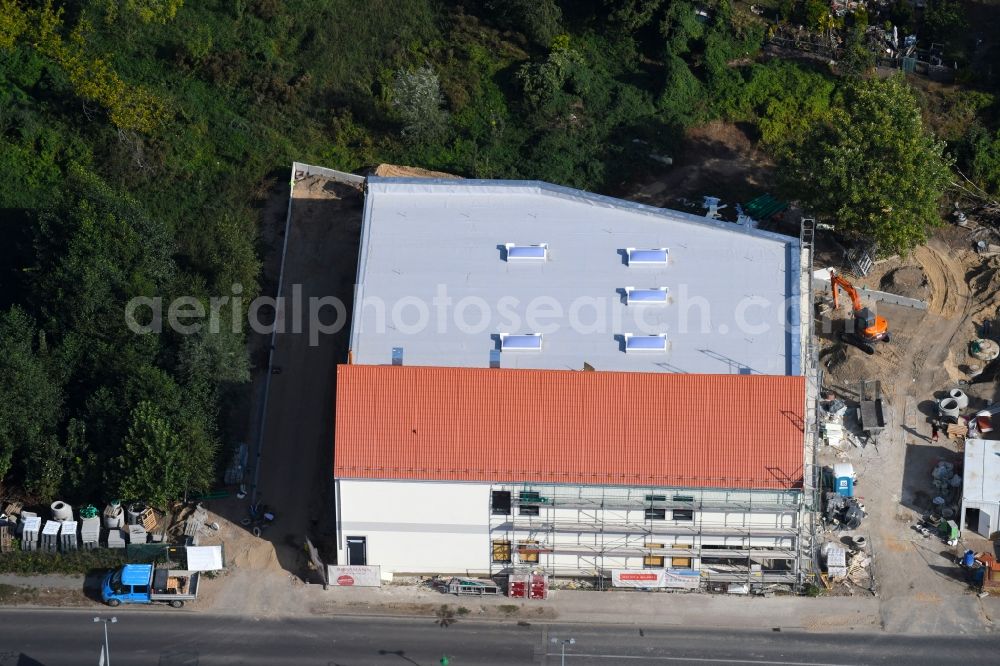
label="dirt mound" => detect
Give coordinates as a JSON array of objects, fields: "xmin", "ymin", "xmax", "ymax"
[
  {"xmin": 881, "ymin": 266, "xmax": 930, "ymax": 300},
  {"xmin": 195, "ymin": 510, "xmax": 282, "ymax": 572},
  {"xmin": 372, "ymin": 164, "xmax": 460, "ymax": 179}
]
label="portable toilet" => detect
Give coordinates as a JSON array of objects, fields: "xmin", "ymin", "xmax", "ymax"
[{"xmin": 833, "ymin": 463, "xmax": 855, "ymax": 497}]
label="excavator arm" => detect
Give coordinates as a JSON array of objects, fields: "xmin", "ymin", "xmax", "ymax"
[
  {"xmin": 828, "ymin": 269, "xmax": 890, "ymax": 352},
  {"xmin": 830, "ymin": 273, "xmax": 863, "ymax": 312}
]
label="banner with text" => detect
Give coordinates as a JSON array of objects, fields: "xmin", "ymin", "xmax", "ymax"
[
  {"xmin": 611, "ymin": 569, "xmax": 700, "ymax": 589},
  {"xmin": 328, "ymin": 565, "xmax": 382, "ymax": 587}
]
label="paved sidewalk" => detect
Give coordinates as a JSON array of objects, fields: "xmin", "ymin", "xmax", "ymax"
[{"xmin": 302, "ymin": 583, "xmax": 883, "ymax": 632}]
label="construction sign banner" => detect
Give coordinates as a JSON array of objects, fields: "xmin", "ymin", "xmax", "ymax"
[
  {"xmin": 611, "ymin": 569, "xmax": 700, "ymax": 589},
  {"xmin": 328, "ymin": 565, "xmax": 381, "ymax": 587}
]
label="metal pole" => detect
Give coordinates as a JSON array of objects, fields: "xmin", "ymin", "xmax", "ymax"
[{"xmin": 561, "ymin": 641, "xmax": 565, "ymax": 666}]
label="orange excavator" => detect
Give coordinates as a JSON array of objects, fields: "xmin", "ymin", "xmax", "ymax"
[{"xmin": 830, "ymin": 269, "xmax": 891, "ymax": 355}]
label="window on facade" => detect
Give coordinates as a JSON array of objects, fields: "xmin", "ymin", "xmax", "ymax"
[
  {"xmin": 492, "ymin": 540, "xmax": 512, "ymax": 563},
  {"xmin": 673, "ymin": 494, "xmax": 694, "ymax": 503},
  {"xmin": 643, "ymin": 555, "xmax": 665, "ymax": 568},
  {"xmin": 645, "ymin": 508, "xmax": 666, "ymax": 520},
  {"xmin": 673, "ymin": 509, "xmax": 694, "ymax": 521},
  {"xmin": 518, "ymin": 541, "xmax": 540, "ymax": 563},
  {"xmin": 671, "ymin": 543, "xmax": 692, "ymax": 569},
  {"xmin": 491, "ymin": 490, "xmax": 511, "ymax": 515},
  {"xmin": 644, "ymin": 494, "xmax": 666, "ymax": 502},
  {"xmin": 519, "ymin": 505, "xmax": 540, "ymax": 516}
]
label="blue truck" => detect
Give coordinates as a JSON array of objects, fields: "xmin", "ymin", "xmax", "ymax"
[{"xmin": 101, "ymin": 564, "xmax": 200, "ymax": 608}]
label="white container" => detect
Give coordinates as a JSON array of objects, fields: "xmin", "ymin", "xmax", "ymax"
[
  {"xmin": 939, "ymin": 398, "xmax": 960, "ymax": 419},
  {"xmin": 949, "ymin": 389, "xmax": 969, "ymax": 410},
  {"xmin": 103, "ymin": 504, "xmax": 124, "ymax": 529},
  {"xmin": 50, "ymin": 501, "xmax": 73, "ymax": 522}
]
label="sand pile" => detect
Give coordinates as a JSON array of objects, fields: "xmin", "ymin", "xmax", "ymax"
[{"xmin": 881, "ymin": 266, "xmax": 930, "ymax": 300}]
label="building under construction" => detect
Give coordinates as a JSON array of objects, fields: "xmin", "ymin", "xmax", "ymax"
[{"xmin": 332, "ymin": 174, "xmax": 820, "ymax": 590}]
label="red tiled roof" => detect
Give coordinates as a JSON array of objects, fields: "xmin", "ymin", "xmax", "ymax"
[{"xmin": 334, "ymin": 365, "xmax": 805, "ymax": 490}]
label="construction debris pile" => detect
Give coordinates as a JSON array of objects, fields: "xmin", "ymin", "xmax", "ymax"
[
  {"xmin": 824, "ymin": 492, "xmax": 865, "ymax": 530},
  {"xmin": 821, "ymin": 537, "xmax": 874, "ymax": 595}
]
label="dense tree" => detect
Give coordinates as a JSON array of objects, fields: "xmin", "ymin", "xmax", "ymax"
[
  {"xmin": 113, "ymin": 400, "xmax": 215, "ymax": 507},
  {"xmin": 391, "ymin": 65, "xmax": 450, "ymax": 144},
  {"xmin": 781, "ymin": 76, "xmax": 953, "ymax": 252},
  {"xmin": 0, "ymin": 308, "xmax": 63, "ymax": 488},
  {"xmin": 114, "ymin": 401, "xmax": 187, "ymax": 507},
  {"xmin": 484, "ymin": 0, "xmax": 563, "ymax": 47}
]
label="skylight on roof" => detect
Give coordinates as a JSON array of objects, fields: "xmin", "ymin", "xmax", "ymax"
[
  {"xmin": 500, "ymin": 333, "xmax": 543, "ymax": 351},
  {"xmin": 627, "ymin": 248, "xmax": 668, "ymax": 265},
  {"xmin": 625, "ymin": 287, "xmax": 668, "ymax": 305},
  {"xmin": 624, "ymin": 334, "xmax": 668, "ymax": 352},
  {"xmin": 505, "ymin": 243, "xmax": 548, "ymax": 261}
]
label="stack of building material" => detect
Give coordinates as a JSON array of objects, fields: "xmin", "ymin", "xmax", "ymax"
[
  {"xmin": 20, "ymin": 515, "xmax": 40, "ymax": 551},
  {"xmin": 40, "ymin": 520, "xmax": 61, "ymax": 553},
  {"xmin": 59, "ymin": 520, "xmax": 79, "ymax": 551},
  {"xmin": 127, "ymin": 524, "xmax": 147, "ymax": 544},
  {"xmin": 80, "ymin": 517, "xmax": 101, "ymax": 550},
  {"xmin": 17, "ymin": 510, "xmax": 36, "ymax": 537},
  {"xmin": 0, "ymin": 521, "xmax": 12, "ymax": 553},
  {"xmin": 2, "ymin": 500, "xmax": 23, "ymax": 522},
  {"xmin": 826, "ymin": 545, "xmax": 848, "ymax": 579},
  {"xmin": 106, "ymin": 528, "xmax": 126, "ymax": 549}
]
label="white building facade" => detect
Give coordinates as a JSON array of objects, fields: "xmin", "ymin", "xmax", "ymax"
[{"xmin": 336, "ymin": 478, "xmax": 803, "ymax": 585}]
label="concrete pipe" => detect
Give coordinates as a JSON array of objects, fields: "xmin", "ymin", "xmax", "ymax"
[
  {"xmin": 126, "ymin": 502, "xmax": 146, "ymax": 526},
  {"xmin": 50, "ymin": 501, "xmax": 73, "ymax": 522},
  {"xmin": 853, "ymin": 535, "xmax": 867, "ymax": 550},
  {"xmin": 939, "ymin": 398, "xmax": 960, "ymax": 419},
  {"xmin": 103, "ymin": 504, "xmax": 124, "ymax": 529},
  {"xmin": 949, "ymin": 389, "xmax": 969, "ymax": 410}
]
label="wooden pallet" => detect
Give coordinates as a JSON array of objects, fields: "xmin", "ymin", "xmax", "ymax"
[
  {"xmin": 0, "ymin": 524, "xmax": 12, "ymax": 553},
  {"xmin": 947, "ymin": 424, "xmax": 968, "ymax": 440},
  {"xmin": 1, "ymin": 501, "xmax": 23, "ymax": 519},
  {"xmin": 139, "ymin": 507, "xmax": 158, "ymax": 531}
]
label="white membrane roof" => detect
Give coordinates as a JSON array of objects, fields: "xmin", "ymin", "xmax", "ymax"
[{"xmin": 349, "ymin": 178, "xmax": 801, "ymax": 375}]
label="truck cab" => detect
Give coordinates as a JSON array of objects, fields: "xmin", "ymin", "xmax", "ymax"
[{"xmin": 102, "ymin": 564, "xmax": 199, "ymax": 608}]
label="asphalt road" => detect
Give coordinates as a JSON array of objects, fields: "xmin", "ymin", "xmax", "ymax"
[{"xmin": 0, "ymin": 610, "xmax": 997, "ymax": 665}]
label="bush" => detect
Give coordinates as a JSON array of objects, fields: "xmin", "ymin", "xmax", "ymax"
[{"xmin": 0, "ymin": 548, "xmax": 126, "ymax": 575}]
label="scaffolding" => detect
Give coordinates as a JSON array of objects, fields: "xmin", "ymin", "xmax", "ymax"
[
  {"xmin": 488, "ymin": 484, "xmax": 802, "ymax": 588},
  {"xmin": 798, "ymin": 217, "xmax": 822, "ymax": 591}
]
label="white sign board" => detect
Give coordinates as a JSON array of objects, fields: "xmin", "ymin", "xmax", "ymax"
[
  {"xmin": 612, "ymin": 569, "xmax": 700, "ymax": 589},
  {"xmin": 328, "ymin": 565, "xmax": 381, "ymax": 587},
  {"xmin": 185, "ymin": 545, "xmax": 224, "ymax": 572}
]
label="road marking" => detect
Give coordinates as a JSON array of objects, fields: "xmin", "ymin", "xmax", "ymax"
[{"xmin": 544, "ymin": 653, "xmax": 858, "ymax": 666}]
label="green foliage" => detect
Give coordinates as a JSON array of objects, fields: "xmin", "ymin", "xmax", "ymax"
[
  {"xmin": 738, "ymin": 61, "xmax": 836, "ymax": 149},
  {"xmin": 838, "ymin": 24, "xmax": 875, "ymax": 79},
  {"xmin": 922, "ymin": 0, "xmax": 965, "ymax": 44},
  {"xmin": 485, "ymin": 0, "xmax": 563, "ymax": 47},
  {"xmin": 0, "ymin": 547, "xmax": 126, "ymax": 575},
  {"xmin": 804, "ymin": 0, "xmax": 829, "ymax": 31},
  {"xmin": 391, "ymin": 64, "xmax": 451, "ymax": 144},
  {"xmin": 114, "ymin": 400, "xmax": 215, "ymax": 507},
  {"xmin": 782, "ymin": 76, "xmax": 954, "ymax": 253},
  {"xmin": 960, "ymin": 123, "xmax": 1000, "ymax": 196},
  {"xmin": 0, "ymin": 307, "xmax": 62, "ymax": 486}
]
